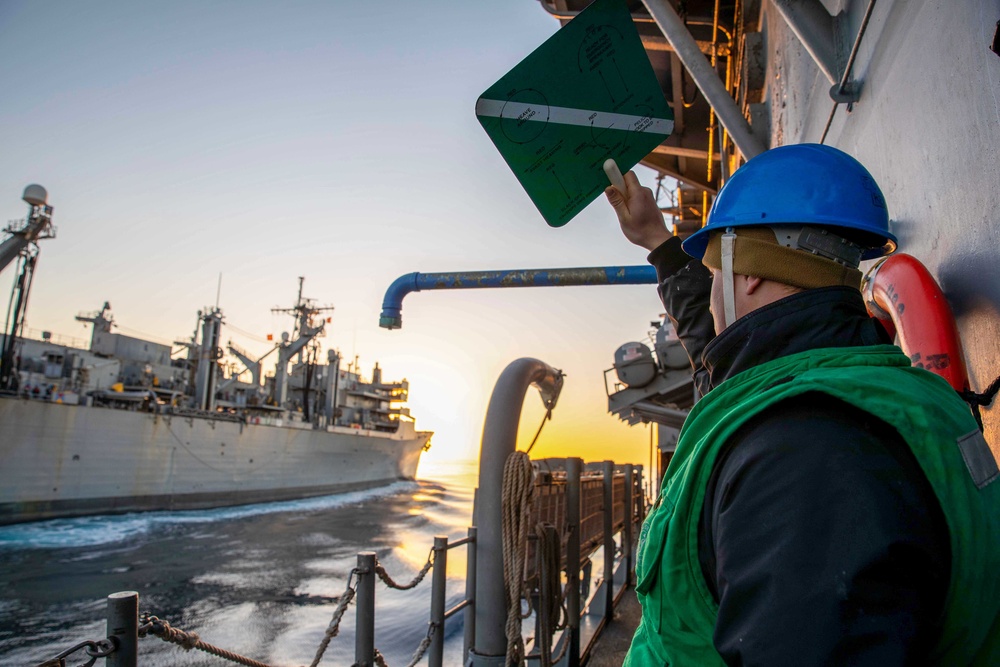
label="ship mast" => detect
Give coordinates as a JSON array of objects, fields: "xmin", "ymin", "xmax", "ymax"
[
  {"xmin": 270, "ymin": 278, "xmax": 334, "ymax": 408},
  {"xmin": 0, "ymin": 185, "xmax": 55, "ymax": 393},
  {"xmin": 271, "ymin": 276, "xmax": 335, "ymax": 365}
]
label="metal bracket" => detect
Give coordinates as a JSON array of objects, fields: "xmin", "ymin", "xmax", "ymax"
[{"xmin": 829, "ymin": 80, "xmax": 860, "ymax": 104}]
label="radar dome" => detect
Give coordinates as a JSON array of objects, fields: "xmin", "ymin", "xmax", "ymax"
[{"xmin": 22, "ymin": 184, "xmax": 48, "ymax": 206}]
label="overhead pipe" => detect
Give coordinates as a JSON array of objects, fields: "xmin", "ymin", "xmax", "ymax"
[
  {"xmin": 539, "ymin": 3, "xmax": 733, "ymax": 54},
  {"xmin": 652, "ymin": 144, "xmax": 722, "ymax": 161},
  {"xmin": 537, "ymin": 2, "xmax": 728, "ymax": 35},
  {"xmin": 770, "ymin": 0, "xmax": 842, "ymax": 85},
  {"xmin": 641, "ymin": 0, "xmax": 766, "ymax": 160},
  {"xmin": 379, "ymin": 265, "xmax": 657, "ymax": 329}
]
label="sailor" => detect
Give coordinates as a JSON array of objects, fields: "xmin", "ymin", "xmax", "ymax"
[{"xmin": 604, "ymin": 143, "xmax": 1000, "ymax": 665}]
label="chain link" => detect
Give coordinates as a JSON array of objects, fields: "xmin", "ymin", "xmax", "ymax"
[{"xmin": 34, "ymin": 638, "xmax": 115, "ymax": 667}]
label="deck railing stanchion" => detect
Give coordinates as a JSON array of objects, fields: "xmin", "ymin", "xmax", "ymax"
[
  {"xmin": 602, "ymin": 460, "xmax": 615, "ymax": 621},
  {"xmin": 624, "ymin": 463, "xmax": 635, "ymax": 587},
  {"xmin": 464, "ymin": 526, "xmax": 477, "ymax": 663},
  {"xmin": 107, "ymin": 591, "xmax": 138, "ymax": 667},
  {"xmin": 531, "ymin": 533, "xmax": 542, "ymax": 656},
  {"xmin": 566, "ymin": 457, "xmax": 582, "ymax": 667},
  {"xmin": 637, "ymin": 464, "xmax": 646, "ymax": 520},
  {"xmin": 429, "ymin": 536, "xmax": 448, "ymax": 667},
  {"xmin": 356, "ymin": 552, "xmax": 376, "ymax": 667}
]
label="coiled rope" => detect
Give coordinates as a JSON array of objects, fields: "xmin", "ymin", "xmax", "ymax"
[
  {"xmin": 502, "ymin": 450, "xmax": 535, "ymax": 667},
  {"xmin": 534, "ymin": 523, "xmax": 567, "ymax": 667}
]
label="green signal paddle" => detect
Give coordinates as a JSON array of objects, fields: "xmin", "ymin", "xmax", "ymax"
[{"xmin": 476, "ymin": 0, "xmax": 673, "ymax": 227}]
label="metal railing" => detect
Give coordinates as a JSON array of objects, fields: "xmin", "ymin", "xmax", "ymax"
[
  {"xmin": 521, "ymin": 460, "xmax": 644, "ymax": 666},
  {"xmin": 355, "ymin": 527, "xmax": 478, "ymax": 667},
  {"xmin": 35, "ymin": 356, "xmax": 646, "ymax": 667},
  {"xmin": 34, "ymin": 463, "xmax": 642, "ymax": 667}
]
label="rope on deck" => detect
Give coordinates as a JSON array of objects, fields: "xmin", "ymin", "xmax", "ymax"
[
  {"xmin": 139, "ymin": 615, "xmax": 275, "ymax": 667},
  {"xmin": 375, "ymin": 547, "xmax": 434, "ymax": 590},
  {"xmin": 502, "ymin": 450, "xmax": 536, "ymax": 667},
  {"xmin": 308, "ymin": 571, "xmax": 359, "ymax": 667},
  {"xmin": 137, "ymin": 566, "xmax": 362, "ymax": 667},
  {"xmin": 133, "ymin": 549, "xmax": 440, "ymax": 667},
  {"xmin": 535, "ymin": 522, "xmax": 567, "ymax": 667}
]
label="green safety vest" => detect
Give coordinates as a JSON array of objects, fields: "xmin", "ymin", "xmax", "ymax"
[{"xmin": 625, "ymin": 344, "xmax": 1000, "ymax": 666}]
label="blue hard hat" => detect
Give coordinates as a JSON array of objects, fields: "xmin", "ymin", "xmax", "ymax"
[{"xmin": 682, "ymin": 144, "xmax": 897, "ymax": 261}]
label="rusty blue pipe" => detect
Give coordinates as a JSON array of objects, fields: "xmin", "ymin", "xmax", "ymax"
[{"xmin": 379, "ymin": 265, "xmax": 657, "ymax": 329}]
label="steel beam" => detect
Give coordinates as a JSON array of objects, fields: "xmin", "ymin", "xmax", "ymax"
[
  {"xmin": 641, "ymin": 0, "xmax": 766, "ymax": 159},
  {"xmin": 652, "ymin": 144, "xmax": 722, "ymax": 161}
]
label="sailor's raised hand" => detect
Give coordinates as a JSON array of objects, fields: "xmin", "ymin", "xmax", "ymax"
[{"xmin": 604, "ymin": 171, "xmax": 671, "ymax": 251}]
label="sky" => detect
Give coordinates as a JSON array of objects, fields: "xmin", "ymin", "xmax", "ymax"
[{"xmin": 0, "ymin": 1, "xmax": 672, "ymax": 473}]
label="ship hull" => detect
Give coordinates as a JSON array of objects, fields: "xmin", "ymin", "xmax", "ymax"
[{"xmin": 0, "ymin": 397, "xmax": 429, "ymax": 525}]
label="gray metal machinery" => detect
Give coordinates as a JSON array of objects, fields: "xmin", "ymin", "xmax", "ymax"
[
  {"xmin": 271, "ymin": 278, "xmax": 331, "ymax": 409},
  {"xmin": 0, "ymin": 185, "xmax": 56, "ymax": 392},
  {"xmin": 324, "ymin": 348, "xmax": 341, "ymax": 425},
  {"xmin": 194, "ymin": 308, "xmax": 224, "ymax": 411},
  {"xmin": 606, "ymin": 320, "xmax": 696, "ymax": 485}
]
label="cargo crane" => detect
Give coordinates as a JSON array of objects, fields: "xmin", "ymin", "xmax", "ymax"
[{"xmin": 0, "ymin": 185, "xmax": 55, "ymax": 392}]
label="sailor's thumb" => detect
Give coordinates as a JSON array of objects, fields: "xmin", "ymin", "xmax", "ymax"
[{"xmin": 604, "ymin": 186, "xmax": 628, "ymax": 214}]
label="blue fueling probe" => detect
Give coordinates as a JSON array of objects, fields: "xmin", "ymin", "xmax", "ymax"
[{"xmin": 379, "ymin": 265, "xmax": 658, "ymax": 329}]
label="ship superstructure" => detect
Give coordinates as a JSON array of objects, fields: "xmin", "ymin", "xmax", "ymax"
[{"xmin": 0, "ymin": 223, "xmax": 431, "ymax": 524}]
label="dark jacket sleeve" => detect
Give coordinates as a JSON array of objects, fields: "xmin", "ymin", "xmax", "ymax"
[
  {"xmin": 700, "ymin": 393, "xmax": 951, "ymax": 667},
  {"xmin": 647, "ymin": 237, "xmax": 715, "ymax": 395}
]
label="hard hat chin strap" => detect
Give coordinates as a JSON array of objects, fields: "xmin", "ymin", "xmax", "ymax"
[{"xmin": 721, "ymin": 228, "xmax": 737, "ymax": 328}]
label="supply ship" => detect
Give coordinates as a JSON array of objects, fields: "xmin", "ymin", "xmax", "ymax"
[{"xmin": 0, "ymin": 200, "xmax": 430, "ymax": 525}]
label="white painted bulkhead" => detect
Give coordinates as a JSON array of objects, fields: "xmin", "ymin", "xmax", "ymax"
[{"xmin": 757, "ymin": 0, "xmax": 1000, "ymax": 449}]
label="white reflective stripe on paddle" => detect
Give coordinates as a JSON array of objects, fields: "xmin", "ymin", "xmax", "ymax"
[
  {"xmin": 475, "ymin": 99, "xmax": 674, "ymax": 135},
  {"xmin": 721, "ymin": 229, "xmax": 737, "ymax": 328}
]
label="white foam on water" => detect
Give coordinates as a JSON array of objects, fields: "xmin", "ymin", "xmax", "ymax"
[{"xmin": 0, "ymin": 481, "xmax": 418, "ymax": 550}]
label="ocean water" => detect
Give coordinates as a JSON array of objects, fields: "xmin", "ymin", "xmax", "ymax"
[{"xmin": 0, "ymin": 460, "xmax": 478, "ymax": 667}]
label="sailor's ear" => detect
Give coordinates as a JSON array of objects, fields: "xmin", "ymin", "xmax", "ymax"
[{"xmin": 744, "ymin": 275, "xmax": 764, "ymax": 295}]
